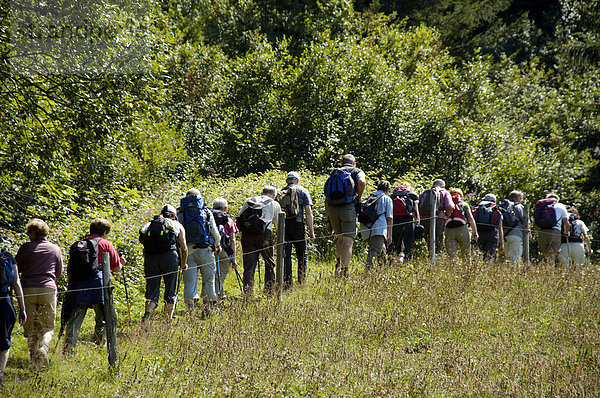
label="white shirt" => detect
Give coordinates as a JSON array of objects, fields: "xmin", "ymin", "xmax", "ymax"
[
  {"xmin": 239, "ymin": 195, "xmax": 281, "ymax": 232},
  {"xmin": 553, "ymin": 203, "xmax": 568, "ymax": 231}
]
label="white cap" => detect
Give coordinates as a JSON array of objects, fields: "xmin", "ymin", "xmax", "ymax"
[{"xmin": 286, "ymin": 171, "xmax": 300, "ymax": 181}]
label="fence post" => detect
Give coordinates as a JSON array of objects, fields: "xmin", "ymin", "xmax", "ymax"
[
  {"xmin": 523, "ymin": 203, "xmax": 530, "ymax": 265},
  {"xmin": 429, "ymin": 190, "xmax": 438, "ymax": 264},
  {"xmin": 276, "ymin": 212, "xmax": 285, "ymax": 302},
  {"xmin": 102, "ymin": 252, "xmax": 118, "ymax": 367}
]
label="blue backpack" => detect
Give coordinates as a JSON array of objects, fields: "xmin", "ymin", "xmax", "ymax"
[
  {"xmin": 324, "ymin": 168, "xmax": 355, "ymax": 205},
  {"xmin": 180, "ymin": 194, "xmax": 213, "ymax": 246},
  {"xmin": 1, "ymin": 249, "xmax": 16, "ymax": 294}
]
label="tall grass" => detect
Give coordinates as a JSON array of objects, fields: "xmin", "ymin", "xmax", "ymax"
[{"xmin": 4, "ymin": 255, "xmax": 600, "ymax": 396}]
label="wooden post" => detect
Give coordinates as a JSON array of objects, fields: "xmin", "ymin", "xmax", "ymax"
[
  {"xmin": 102, "ymin": 252, "xmax": 118, "ymax": 367},
  {"xmin": 429, "ymin": 190, "xmax": 438, "ymax": 264},
  {"xmin": 276, "ymin": 212, "xmax": 285, "ymax": 302},
  {"xmin": 523, "ymin": 203, "xmax": 530, "ymax": 265}
]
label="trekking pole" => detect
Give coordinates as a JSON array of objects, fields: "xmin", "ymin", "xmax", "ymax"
[
  {"xmin": 215, "ymin": 252, "xmax": 222, "ymax": 300},
  {"xmin": 566, "ymin": 236, "xmax": 571, "ymax": 268},
  {"xmin": 121, "ymin": 267, "xmax": 132, "ymax": 324},
  {"xmin": 234, "ymin": 265, "xmax": 244, "ymax": 294},
  {"xmin": 172, "ymin": 267, "xmax": 182, "ymax": 318}
]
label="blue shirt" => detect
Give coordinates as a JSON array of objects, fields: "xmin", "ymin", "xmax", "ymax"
[
  {"xmin": 360, "ymin": 190, "xmax": 393, "ymax": 238},
  {"xmin": 284, "ymin": 183, "xmax": 313, "ymax": 222}
]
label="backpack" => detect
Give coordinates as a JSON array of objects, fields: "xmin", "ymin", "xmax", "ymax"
[
  {"xmin": 139, "ymin": 215, "xmax": 178, "ymax": 254},
  {"xmin": 276, "ymin": 185, "xmax": 300, "ymax": 219},
  {"xmin": 68, "ymin": 237, "xmax": 102, "ymax": 277},
  {"xmin": 391, "ymin": 189, "xmax": 414, "ymax": 217},
  {"xmin": 533, "ymin": 198, "xmax": 557, "ymax": 230},
  {"xmin": 473, "ymin": 201, "xmax": 500, "ymax": 232},
  {"xmin": 324, "ymin": 168, "xmax": 355, "ymax": 205},
  {"xmin": 446, "ymin": 193, "xmax": 467, "ymax": 228},
  {"xmin": 236, "ymin": 197, "xmax": 271, "ymax": 235},
  {"xmin": 358, "ymin": 193, "xmax": 385, "ymax": 226},
  {"xmin": 180, "ymin": 194, "xmax": 212, "ymax": 246},
  {"xmin": 568, "ymin": 213, "xmax": 583, "ymax": 243},
  {"xmin": 210, "ymin": 208, "xmax": 233, "ymax": 255},
  {"xmin": 418, "ymin": 189, "xmax": 435, "ymax": 217},
  {"xmin": 497, "ymin": 199, "xmax": 518, "ymax": 228},
  {"xmin": 0, "ymin": 250, "xmax": 16, "ymax": 294}
]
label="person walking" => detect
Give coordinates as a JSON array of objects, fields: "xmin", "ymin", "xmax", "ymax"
[
  {"xmin": 500, "ymin": 190, "xmax": 528, "ymax": 264},
  {"xmin": 444, "ymin": 188, "xmax": 478, "ymax": 261},
  {"xmin": 534, "ymin": 193, "xmax": 569, "ymax": 266},
  {"xmin": 211, "ymin": 198, "xmax": 238, "ymax": 299},
  {"xmin": 63, "ymin": 218, "xmax": 124, "ymax": 354},
  {"xmin": 1, "ymin": 235, "xmax": 26, "ymax": 384},
  {"xmin": 419, "ymin": 179, "xmax": 455, "ymax": 254},
  {"xmin": 179, "ymin": 189, "xmax": 221, "ymax": 316},
  {"xmin": 15, "ymin": 219, "xmax": 63, "ymax": 369},
  {"xmin": 139, "ymin": 205, "xmax": 188, "ymax": 320},
  {"xmin": 390, "ymin": 182, "xmax": 420, "ymax": 263},
  {"xmin": 473, "ymin": 194, "xmax": 504, "ymax": 262},
  {"xmin": 324, "ymin": 154, "xmax": 366, "ymax": 277},
  {"xmin": 559, "ymin": 207, "xmax": 592, "ymax": 267},
  {"xmin": 237, "ymin": 186, "xmax": 281, "ymax": 296},
  {"xmin": 359, "ymin": 180, "xmax": 393, "ymax": 269},
  {"xmin": 278, "ymin": 172, "xmax": 315, "ymax": 289}
]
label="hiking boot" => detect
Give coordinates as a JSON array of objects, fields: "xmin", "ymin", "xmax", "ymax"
[{"xmin": 163, "ymin": 303, "xmax": 174, "ymax": 318}]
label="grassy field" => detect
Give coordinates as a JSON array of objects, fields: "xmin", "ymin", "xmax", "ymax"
[{"xmin": 3, "ymin": 253, "xmax": 600, "ymax": 397}]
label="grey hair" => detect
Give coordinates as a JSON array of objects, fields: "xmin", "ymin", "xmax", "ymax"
[
  {"xmin": 213, "ymin": 197, "xmax": 228, "ymax": 210},
  {"xmin": 433, "ymin": 179, "xmax": 445, "ymax": 188},
  {"xmin": 186, "ymin": 188, "xmax": 201, "ymax": 196},
  {"xmin": 262, "ymin": 185, "xmax": 277, "ymax": 197}
]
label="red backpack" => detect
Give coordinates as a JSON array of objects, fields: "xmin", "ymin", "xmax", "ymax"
[
  {"xmin": 445, "ymin": 192, "xmax": 467, "ymax": 228},
  {"xmin": 391, "ymin": 188, "xmax": 414, "ymax": 217}
]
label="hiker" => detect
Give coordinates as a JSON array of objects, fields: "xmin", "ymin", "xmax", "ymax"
[
  {"xmin": 211, "ymin": 198, "xmax": 238, "ymax": 299},
  {"xmin": 139, "ymin": 205, "xmax": 188, "ymax": 320},
  {"xmin": 63, "ymin": 218, "xmax": 124, "ymax": 354},
  {"xmin": 473, "ymin": 194, "xmax": 504, "ymax": 261},
  {"xmin": 1, "ymin": 235, "xmax": 26, "ymax": 385},
  {"xmin": 359, "ymin": 180, "xmax": 393, "ymax": 269},
  {"xmin": 534, "ymin": 194, "xmax": 569, "ymax": 266},
  {"xmin": 278, "ymin": 172, "xmax": 315, "ymax": 289},
  {"xmin": 237, "ymin": 186, "xmax": 281, "ymax": 296},
  {"xmin": 499, "ymin": 191, "xmax": 528, "ymax": 264},
  {"xmin": 179, "ymin": 189, "xmax": 221, "ymax": 316},
  {"xmin": 444, "ymin": 188, "xmax": 478, "ymax": 261},
  {"xmin": 559, "ymin": 208, "xmax": 592, "ymax": 267},
  {"xmin": 15, "ymin": 219, "xmax": 63, "ymax": 369},
  {"xmin": 324, "ymin": 154, "xmax": 366, "ymax": 277},
  {"xmin": 390, "ymin": 182, "xmax": 420, "ymax": 263},
  {"xmin": 419, "ymin": 179, "xmax": 455, "ymax": 254}
]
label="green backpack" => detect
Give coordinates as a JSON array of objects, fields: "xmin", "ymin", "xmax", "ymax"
[{"xmin": 277, "ymin": 185, "xmax": 300, "ymax": 219}]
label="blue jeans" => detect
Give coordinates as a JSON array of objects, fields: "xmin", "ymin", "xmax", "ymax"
[{"xmin": 183, "ymin": 247, "xmax": 216, "ymax": 303}]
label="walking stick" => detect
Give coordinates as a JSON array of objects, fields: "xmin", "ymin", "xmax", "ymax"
[
  {"xmin": 171, "ymin": 267, "xmax": 182, "ymax": 318},
  {"xmin": 233, "ymin": 262, "xmax": 244, "ymax": 294},
  {"xmin": 215, "ymin": 252, "xmax": 222, "ymax": 299},
  {"xmin": 121, "ymin": 267, "xmax": 132, "ymax": 324}
]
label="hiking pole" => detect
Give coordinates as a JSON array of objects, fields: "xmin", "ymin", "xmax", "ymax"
[
  {"xmin": 566, "ymin": 236, "xmax": 571, "ymax": 268},
  {"xmin": 215, "ymin": 252, "xmax": 222, "ymax": 300},
  {"xmin": 234, "ymin": 265, "xmax": 244, "ymax": 294},
  {"xmin": 121, "ymin": 267, "xmax": 132, "ymax": 324},
  {"xmin": 172, "ymin": 266, "xmax": 183, "ymax": 318}
]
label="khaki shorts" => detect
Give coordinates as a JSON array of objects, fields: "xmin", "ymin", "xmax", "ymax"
[
  {"xmin": 23, "ymin": 287, "xmax": 57, "ymax": 338},
  {"xmin": 328, "ymin": 204, "xmax": 357, "ymax": 238}
]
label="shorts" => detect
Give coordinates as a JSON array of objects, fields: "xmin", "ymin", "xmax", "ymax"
[{"xmin": 328, "ymin": 203, "xmax": 357, "ymax": 239}]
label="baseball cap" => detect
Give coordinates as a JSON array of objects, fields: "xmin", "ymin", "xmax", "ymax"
[
  {"xmin": 161, "ymin": 205, "xmax": 177, "ymax": 215},
  {"xmin": 286, "ymin": 172, "xmax": 300, "ymax": 180}
]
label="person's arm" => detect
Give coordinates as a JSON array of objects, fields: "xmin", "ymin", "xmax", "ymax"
[
  {"xmin": 386, "ymin": 217, "xmax": 393, "ymax": 245},
  {"xmin": 465, "ymin": 204, "xmax": 479, "ymax": 242},
  {"xmin": 208, "ymin": 212, "xmax": 221, "ymax": 251},
  {"xmin": 55, "ymin": 246, "xmax": 64, "ymax": 280},
  {"xmin": 562, "ymin": 216, "xmax": 570, "ymax": 237},
  {"xmin": 177, "ymin": 225, "xmax": 188, "ymax": 269},
  {"xmin": 12, "ymin": 263, "xmax": 26, "ymax": 325},
  {"xmin": 272, "ymin": 201, "xmax": 280, "ymax": 233},
  {"xmin": 325, "ymin": 199, "xmax": 332, "ymax": 233},
  {"xmin": 413, "ymin": 199, "xmax": 420, "ymax": 224},
  {"xmin": 305, "ymin": 205, "xmax": 315, "ymax": 243},
  {"xmin": 356, "ymin": 172, "xmax": 366, "ymax": 202}
]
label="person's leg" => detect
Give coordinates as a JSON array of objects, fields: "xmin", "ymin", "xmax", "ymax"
[
  {"xmin": 0, "ymin": 349, "xmax": 8, "ymax": 385},
  {"xmin": 0, "ymin": 297, "xmax": 16, "ymax": 383},
  {"xmin": 216, "ymin": 251, "xmax": 231, "ymax": 299},
  {"xmin": 445, "ymin": 229, "xmax": 458, "ymax": 259},
  {"xmin": 283, "ymin": 223, "xmax": 294, "ymax": 288},
  {"xmin": 435, "ymin": 218, "xmax": 446, "ymax": 253},
  {"xmin": 403, "ymin": 220, "xmax": 415, "ymax": 262},
  {"xmin": 22, "ymin": 288, "xmax": 39, "ymax": 362},
  {"xmin": 559, "ymin": 243, "xmax": 570, "ymax": 266},
  {"xmin": 183, "ymin": 250, "xmax": 200, "ymax": 311},
  {"xmin": 337, "ymin": 236, "xmax": 353, "ymax": 276},
  {"xmin": 197, "ymin": 248, "xmax": 217, "ymax": 304},
  {"xmin": 143, "ymin": 255, "xmax": 161, "ymax": 319},
  {"xmin": 570, "ymin": 242, "xmax": 586, "ymax": 267},
  {"xmin": 160, "ymin": 250, "xmax": 179, "ymax": 316},
  {"xmin": 63, "ymin": 305, "xmax": 88, "ymax": 353},
  {"xmin": 242, "ymin": 236, "xmax": 259, "ymax": 295},
  {"xmin": 505, "ymin": 235, "xmax": 523, "ymax": 264},
  {"xmin": 455, "ymin": 225, "xmax": 471, "ymax": 262},
  {"xmin": 288, "ymin": 220, "xmax": 307, "ymax": 284},
  {"xmin": 546, "ymin": 229, "xmax": 561, "ymax": 266},
  {"xmin": 36, "ymin": 289, "xmax": 56, "ymax": 367},
  {"xmin": 392, "ymin": 217, "xmax": 403, "ymax": 256},
  {"xmin": 261, "ymin": 233, "xmax": 276, "ymax": 294},
  {"xmin": 92, "ymin": 304, "xmax": 105, "ymax": 345}
]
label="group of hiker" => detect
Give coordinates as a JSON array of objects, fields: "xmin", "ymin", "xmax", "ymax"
[{"xmin": 0, "ymin": 153, "xmax": 594, "ymax": 382}]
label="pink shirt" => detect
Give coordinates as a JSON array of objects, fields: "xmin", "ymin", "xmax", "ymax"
[
  {"xmin": 223, "ymin": 218, "xmax": 239, "ymax": 236},
  {"xmin": 15, "ymin": 238, "xmax": 63, "ymax": 290},
  {"xmin": 437, "ymin": 189, "xmax": 455, "ymax": 220}
]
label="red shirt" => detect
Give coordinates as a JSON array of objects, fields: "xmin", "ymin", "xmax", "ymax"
[{"xmin": 88, "ymin": 234, "xmax": 121, "ymax": 271}]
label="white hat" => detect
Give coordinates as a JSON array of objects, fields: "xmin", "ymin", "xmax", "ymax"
[
  {"xmin": 483, "ymin": 193, "xmax": 496, "ymax": 202},
  {"xmin": 286, "ymin": 171, "xmax": 300, "ymax": 180}
]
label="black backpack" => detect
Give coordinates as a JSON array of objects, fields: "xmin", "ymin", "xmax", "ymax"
[
  {"xmin": 497, "ymin": 199, "xmax": 519, "ymax": 228},
  {"xmin": 358, "ymin": 193, "xmax": 385, "ymax": 226},
  {"xmin": 211, "ymin": 209, "xmax": 234, "ymax": 255},
  {"xmin": 236, "ymin": 197, "xmax": 271, "ymax": 235},
  {"xmin": 139, "ymin": 215, "xmax": 178, "ymax": 254},
  {"xmin": 68, "ymin": 237, "xmax": 102, "ymax": 277}
]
